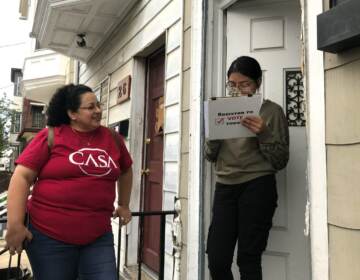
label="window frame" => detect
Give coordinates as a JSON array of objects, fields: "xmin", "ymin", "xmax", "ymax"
[
  {"xmin": 13, "ymin": 72, "xmax": 22, "ymax": 97},
  {"xmin": 31, "ymin": 105, "xmax": 45, "ymax": 128},
  {"xmin": 12, "ymin": 111, "xmax": 22, "ymax": 133}
]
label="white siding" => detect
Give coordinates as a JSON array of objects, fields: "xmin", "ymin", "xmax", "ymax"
[
  {"xmin": 78, "ymin": 0, "xmax": 183, "ymax": 276},
  {"xmin": 165, "ymin": 75, "xmax": 181, "ymax": 105}
]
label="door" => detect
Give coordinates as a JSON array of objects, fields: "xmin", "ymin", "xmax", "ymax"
[
  {"xmin": 142, "ymin": 49, "xmax": 165, "ymax": 273},
  {"xmin": 226, "ymin": 1, "xmax": 310, "ymax": 279}
]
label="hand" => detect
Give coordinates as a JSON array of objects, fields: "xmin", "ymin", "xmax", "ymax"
[
  {"xmin": 113, "ymin": 205, "xmax": 132, "ymax": 226},
  {"xmin": 5, "ymin": 223, "xmax": 33, "ymax": 255},
  {"xmin": 241, "ymin": 116, "xmax": 266, "ymax": 134}
]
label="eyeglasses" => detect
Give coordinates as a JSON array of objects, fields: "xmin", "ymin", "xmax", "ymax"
[
  {"xmin": 226, "ymin": 80, "xmax": 256, "ymax": 96},
  {"xmin": 79, "ymin": 102, "xmax": 103, "ymax": 111},
  {"xmin": 226, "ymin": 80, "xmax": 255, "ymax": 90}
]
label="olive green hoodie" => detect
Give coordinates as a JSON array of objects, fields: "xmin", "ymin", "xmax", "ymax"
[{"xmin": 204, "ymin": 99, "xmax": 289, "ymax": 185}]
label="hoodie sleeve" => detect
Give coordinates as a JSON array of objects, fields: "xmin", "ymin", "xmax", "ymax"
[
  {"xmin": 257, "ymin": 106, "xmax": 289, "ymax": 170},
  {"xmin": 204, "ymin": 139, "xmax": 222, "ymax": 162}
]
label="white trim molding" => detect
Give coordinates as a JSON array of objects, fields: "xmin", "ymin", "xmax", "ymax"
[
  {"xmin": 302, "ymin": 0, "xmax": 329, "ymax": 279},
  {"xmin": 187, "ymin": 0, "xmax": 205, "ymax": 279}
]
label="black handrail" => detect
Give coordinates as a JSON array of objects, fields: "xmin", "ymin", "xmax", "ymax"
[
  {"xmin": 1, "ymin": 210, "xmax": 178, "ymax": 280},
  {"xmin": 117, "ymin": 210, "xmax": 177, "ymax": 280}
]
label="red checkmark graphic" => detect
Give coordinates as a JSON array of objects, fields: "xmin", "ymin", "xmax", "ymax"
[{"xmin": 215, "ymin": 117, "xmax": 225, "ymax": 125}]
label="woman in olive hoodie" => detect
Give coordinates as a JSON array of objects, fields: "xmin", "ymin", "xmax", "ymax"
[{"xmin": 205, "ymin": 56, "xmax": 289, "ymax": 280}]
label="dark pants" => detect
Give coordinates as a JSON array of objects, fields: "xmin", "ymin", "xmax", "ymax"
[
  {"xmin": 207, "ymin": 174, "xmax": 278, "ymax": 280},
  {"xmin": 26, "ymin": 222, "xmax": 117, "ymax": 280}
]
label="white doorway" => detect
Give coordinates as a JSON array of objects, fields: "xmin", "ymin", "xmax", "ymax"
[{"xmin": 205, "ymin": 0, "xmax": 310, "ymax": 279}]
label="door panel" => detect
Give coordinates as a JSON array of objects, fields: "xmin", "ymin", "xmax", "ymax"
[
  {"xmin": 226, "ymin": 1, "xmax": 310, "ymax": 279},
  {"xmin": 143, "ymin": 50, "xmax": 165, "ymax": 273}
]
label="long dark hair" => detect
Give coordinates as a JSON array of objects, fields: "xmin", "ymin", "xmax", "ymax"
[
  {"xmin": 46, "ymin": 84, "xmax": 93, "ymax": 126},
  {"xmin": 227, "ymin": 56, "xmax": 262, "ymax": 86}
]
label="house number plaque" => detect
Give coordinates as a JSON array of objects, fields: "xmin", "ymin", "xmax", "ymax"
[{"xmin": 117, "ymin": 75, "xmax": 131, "ymax": 104}]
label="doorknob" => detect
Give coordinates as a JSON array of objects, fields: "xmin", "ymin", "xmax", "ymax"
[
  {"xmin": 141, "ymin": 168, "xmax": 150, "ymax": 175},
  {"xmin": 145, "ymin": 138, "xmax": 151, "ymax": 144}
]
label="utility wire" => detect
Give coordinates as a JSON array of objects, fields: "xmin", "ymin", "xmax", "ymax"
[
  {"xmin": 0, "ymin": 84, "xmax": 13, "ymax": 90},
  {"xmin": 0, "ymin": 42, "xmax": 26, "ymax": 49}
]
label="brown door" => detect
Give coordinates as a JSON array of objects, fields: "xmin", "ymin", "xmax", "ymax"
[{"xmin": 142, "ymin": 49, "xmax": 165, "ymax": 272}]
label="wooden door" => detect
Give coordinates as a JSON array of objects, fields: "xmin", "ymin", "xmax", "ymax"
[
  {"xmin": 142, "ymin": 49, "xmax": 165, "ymax": 272},
  {"xmin": 226, "ymin": 1, "xmax": 310, "ymax": 279}
]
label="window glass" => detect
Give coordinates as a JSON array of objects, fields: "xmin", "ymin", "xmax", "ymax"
[
  {"xmin": 31, "ymin": 106, "xmax": 45, "ymax": 128},
  {"xmin": 14, "ymin": 73, "xmax": 22, "ymax": 97},
  {"xmin": 12, "ymin": 112, "xmax": 21, "ymax": 133}
]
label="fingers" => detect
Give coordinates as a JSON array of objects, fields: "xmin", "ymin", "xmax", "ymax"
[
  {"xmin": 113, "ymin": 206, "xmax": 132, "ymax": 225},
  {"xmin": 16, "ymin": 246, "xmax": 23, "ymax": 255},
  {"xmin": 6, "ymin": 240, "xmax": 26, "ymax": 255},
  {"xmin": 120, "ymin": 215, "xmax": 132, "ymax": 225},
  {"xmin": 241, "ymin": 116, "xmax": 263, "ymax": 133},
  {"xmin": 6, "ymin": 245, "xmax": 22, "ymax": 255},
  {"xmin": 6, "ymin": 231, "xmax": 33, "ymax": 255},
  {"xmin": 119, "ymin": 211, "xmax": 132, "ymax": 225}
]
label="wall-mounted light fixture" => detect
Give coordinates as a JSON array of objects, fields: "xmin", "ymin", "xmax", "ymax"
[{"xmin": 76, "ymin": 33, "xmax": 86, "ymax": 48}]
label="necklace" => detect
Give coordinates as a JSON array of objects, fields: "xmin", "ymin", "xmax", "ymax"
[{"xmin": 71, "ymin": 126, "xmax": 96, "ymax": 146}]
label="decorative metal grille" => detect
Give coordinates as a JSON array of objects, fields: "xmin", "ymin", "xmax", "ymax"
[{"xmin": 285, "ymin": 70, "xmax": 305, "ymax": 126}]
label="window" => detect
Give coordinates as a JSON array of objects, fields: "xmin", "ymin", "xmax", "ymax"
[
  {"xmin": 11, "ymin": 112, "xmax": 21, "ymax": 133},
  {"xmin": 11, "ymin": 69, "xmax": 22, "ymax": 96},
  {"xmin": 118, "ymin": 119, "xmax": 129, "ymax": 138},
  {"xmin": 31, "ymin": 106, "xmax": 45, "ymax": 128},
  {"xmin": 14, "ymin": 74, "xmax": 22, "ymax": 96},
  {"xmin": 110, "ymin": 119, "xmax": 130, "ymax": 139}
]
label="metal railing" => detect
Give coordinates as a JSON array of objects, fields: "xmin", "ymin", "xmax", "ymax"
[
  {"xmin": 117, "ymin": 210, "xmax": 178, "ymax": 280},
  {"xmin": 0, "ymin": 208, "xmax": 178, "ymax": 280},
  {"xmin": 0, "ymin": 192, "xmax": 8, "ymax": 217}
]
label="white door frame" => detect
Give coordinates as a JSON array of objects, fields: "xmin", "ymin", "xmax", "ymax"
[
  {"xmin": 200, "ymin": 0, "xmax": 329, "ymax": 279},
  {"xmin": 187, "ymin": 0, "xmax": 206, "ymax": 279},
  {"xmin": 302, "ymin": 0, "xmax": 329, "ymax": 279}
]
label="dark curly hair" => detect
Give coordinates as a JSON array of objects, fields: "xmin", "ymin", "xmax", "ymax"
[
  {"xmin": 46, "ymin": 84, "xmax": 93, "ymax": 126},
  {"xmin": 227, "ymin": 56, "xmax": 262, "ymax": 86}
]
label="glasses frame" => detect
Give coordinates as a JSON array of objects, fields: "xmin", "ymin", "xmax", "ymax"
[
  {"xmin": 226, "ymin": 79, "xmax": 256, "ymax": 90},
  {"xmin": 79, "ymin": 102, "xmax": 103, "ymax": 111}
]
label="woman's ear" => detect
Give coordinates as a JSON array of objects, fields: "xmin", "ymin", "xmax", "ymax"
[
  {"xmin": 256, "ymin": 78, "xmax": 262, "ymax": 88},
  {"xmin": 67, "ymin": 110, "xmax": 77, "ymax": 121}
]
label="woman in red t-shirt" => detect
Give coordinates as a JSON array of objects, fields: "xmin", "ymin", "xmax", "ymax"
[{"xmin": 5, "ymin": 84, "xmax": 133, "ymax": 280}]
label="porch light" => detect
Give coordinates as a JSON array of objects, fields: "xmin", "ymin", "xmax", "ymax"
[{"xmin": 76, "ymin": 33, "xmax": 86, "ymax": 48}]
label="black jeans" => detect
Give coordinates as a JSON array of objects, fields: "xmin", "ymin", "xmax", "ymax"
[{"xmin": 206, "ymin": 174, "xmax": 278, "ymax": 280}]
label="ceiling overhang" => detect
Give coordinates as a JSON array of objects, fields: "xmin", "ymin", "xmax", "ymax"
[
  {"xmin": 22, "ymin": 75, "xmax": 67, "ymax": 104},
  {"xmin": 31, "ymin": 0, "xmax": 139, "ymax": 62}
]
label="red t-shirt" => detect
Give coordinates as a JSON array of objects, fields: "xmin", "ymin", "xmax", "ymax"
[{"xmin": 15, "ymin": 125, "xmax": 133, "ymax": 245}]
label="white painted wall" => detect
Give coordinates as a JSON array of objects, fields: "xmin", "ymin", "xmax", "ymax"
[{"xmin": 22, "ymin": 50, "xmax": 68, "ymax": 81}]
